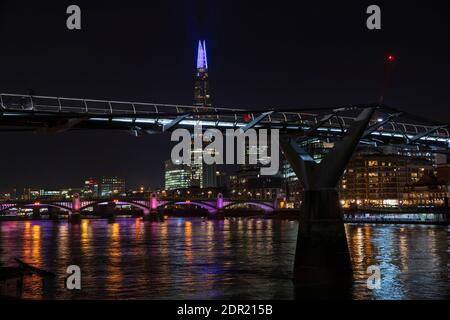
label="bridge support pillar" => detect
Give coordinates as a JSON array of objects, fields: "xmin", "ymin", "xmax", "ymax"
[
  {"xmin": 203, "ymin": 194, "xmax": 224, "ymax": 219},
  {"xmin": 143, "ymin": 193, "xmax": 163, "ymax": 221},
  {"xmin": 207, "ymin": 209, "xmax": 223, "ymax": 220},
  {"xmin": 32, "ymin": 206, "xmax": 41, "ymax": 219},
  {"xmin": 48, "ymin": 206, "xmax": 60, "ymax": 220},
  {"xmin": 216, "ymin": 193, "xmax": 224, "ymax": 210},
  {"xmin": 69, "ymin": 194, "xmax": 81, "ymax": 224},
  {"xmin": 68, "ymin": 211, "xmax": 81, "ymax": 224},
  {"xmin": 280, "ymin": 107, "xmax": 375, "ymax": 297},
  {"xmin": 99, "ymin": 203, "xmax": 116, "ymax": 220},
  {"xmin": 294, "ymin": 189, "xmax": 352, "ymax": 297}
]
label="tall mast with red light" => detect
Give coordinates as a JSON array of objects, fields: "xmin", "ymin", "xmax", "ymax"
[{"xmin": 379, "ymin": 53, "xmax": 397, "ymax": 104}]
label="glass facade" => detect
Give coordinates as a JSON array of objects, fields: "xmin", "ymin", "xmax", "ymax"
[
  {"xmin": 164, "ymin": 160, "xmax": 190, "ymax": 191},
  {"xmin": 82, "ymin": 178, "xmax": 99, "ymax": 198},
  {"xmin": 100, "ymin": 176, "xmax": 126, "ymax": 197}
]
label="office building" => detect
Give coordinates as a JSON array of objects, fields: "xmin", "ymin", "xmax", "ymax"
[{"xmin": 100, "ymin": 176, "xmax": 126, "ymax": 197}]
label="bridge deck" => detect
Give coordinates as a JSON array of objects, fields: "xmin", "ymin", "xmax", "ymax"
[{"xmin": 1, "ymin": 93, "xmax": 449, "ymax": 146}]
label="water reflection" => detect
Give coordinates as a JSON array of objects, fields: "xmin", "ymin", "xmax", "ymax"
[
  {"xmin": 106, "ymin": 222, "xmax": 122, "ymax": 297},
  {"xmin": 0, "ymin": 219, "xmax": 448, "ymax": 299},
  {"xmin": 347, "ymin": 224, "xmax": 449, "ymax": 300},
  {"xmin": 80, "ymin": 220, "xmax": 90, "ymax": 255}
]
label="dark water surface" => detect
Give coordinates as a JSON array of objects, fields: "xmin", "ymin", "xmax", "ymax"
[{"xmin": 0, "ymin": 218, "xmax": 448, "ymax": 299}]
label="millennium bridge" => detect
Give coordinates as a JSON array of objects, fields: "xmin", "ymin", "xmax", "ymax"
[{"xmin": 1, "ymin": 92, "xmax": 449, "ymax": 291}]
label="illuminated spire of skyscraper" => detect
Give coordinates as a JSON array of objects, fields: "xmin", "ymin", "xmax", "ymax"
[
  {"xmin": 194, "ymin": 40, "xmax": 211, "ymax": 106},
  {"xmin": 196, "ymin": 40, "xmax": 208, "ymax": 70}
]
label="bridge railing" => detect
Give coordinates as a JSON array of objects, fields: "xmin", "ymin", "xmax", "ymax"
[
  {"xmin": 0, "ymin": 93, "xmax": 244, "ymax": 115},
  {"xmin": 0, "ymin": 93, "xmax": 322, "ymax": 125},
  {"xmin": 1, "ymin": 93, "xmax": 449, "ymax": 140}
]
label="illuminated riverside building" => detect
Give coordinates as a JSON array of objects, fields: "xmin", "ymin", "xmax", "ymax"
[
  {"xmin": 339, "ymin": 153, "xmax": 433, "ymax": 208},
  {"xmin": 164, "ymin": 157, "xmax": 221, "ymax": 191},
  {"xmin": 164, "ymin": 131, "xmax": 218, "ymax": 190},
  {"xmin": 226, "ymin": 131, "xmax": 285, "ymax": 200},
  {"xmin": 60, "ymin": 188, "xmax": 82, "ymax": 199},
  {"xmin": 0, "ymin": 189, "xmax": 16, "ymax": 201},
  {"xmin": 20, "ymin": 188, "xmax": 80, "ymax": 200},
  {"xmin": 0, "ymin": 193, "xmax": 12, "ymax": 201},
  {"xmin": 82, "ymin": 178, "xmax": 99, "ymax": 198},
  {"xmin": 228, "ymin": 168, "xmax": 283, "ymax": 200},
  {"xmin": 402, "ymin": 174, "xmax": 449, "ymax": 207},
  {"xmin": 300, "ymin": 138, "xmax": 335, "ymax": 162},
  {"xmin": 39, "ymin": 190, "xmax": 61, "ymax": 198},
  {"xmin": 190, "ymin": 132, "xmax": 218, "ymax": 189},
  {"xmin": 281, "ymin": 140, "xmax": 446, "ymax": 208},
  {"xmin": 228, "ymin": 138, "xmax": 334, "ymax": 203},
  {"xmin": 99, "ymin": 176, "xmax": 126, "ymax": 197},
  {"xmin": 164, "ymin": 160, "xmax": 190, "ymax": 191},
  {"xmin": 21, "ymin": 189, "xmax": 60, "ymax": 200}
]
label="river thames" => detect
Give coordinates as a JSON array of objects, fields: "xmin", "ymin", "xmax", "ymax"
[{"xmin": 0, "ymin": 218, "xmax": 449, "ymax": 300}]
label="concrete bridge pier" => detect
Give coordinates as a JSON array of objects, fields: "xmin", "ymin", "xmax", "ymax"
[
  {"xmin": 294, "ymin": 189, "xmax": 352, "ymax": 298},
  {"xmin": 69, "ymin": 194, "xmax": 81, "ymax": 224},
  {"xmin": 32, "ymin": 206, "xmax": 41, "ymax": 219},
  {"xmin": 206, "ymin": 210, "xmax": 223, "ymax": 220},
  {"xmin": 68, "ymin": 211, "xmax": 81, "ymax": 223},
  {"xmin": 280, "ymin": 107, "xmax": 375, "ymax": 297},
  {"xmin": 47, "ymin": 206, "xmax": 60, "ymax": 220},
  {"xmin": 99, "ymin": 203, "xmax": 116, "ymax": 220}
]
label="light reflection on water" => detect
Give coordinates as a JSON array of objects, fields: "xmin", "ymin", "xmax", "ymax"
[
  {"xmin": 347, "ymin": 224, "xmax": 449, "ymax": 300},
  {"xmin": 0, "ymin": 218, "xmax": 448, "ymax": 300}
]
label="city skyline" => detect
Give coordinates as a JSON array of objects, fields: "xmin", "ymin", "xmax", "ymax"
[
  {"xmin": 1, "ymin": 1, "xmax": 450, "ymax": 303},
  {"xmin": 1, "ymin": 1, "xmax": 449, "ymax": 191}
]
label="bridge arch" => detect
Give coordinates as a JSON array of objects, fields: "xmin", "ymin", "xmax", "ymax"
[
  {"xmin": 161, "ymin": 201, "xmax": 217, "ymax": 213},
  {"xmin": 79, "ymin": 200, "xmax": 151, "ymax": 214},
  {"xmin": 0, "ymin": 203, "xmax": 72, "ymax": 215},
  {"xmin": 222, "ymin": 201, "xmax": 275, "ymax": 212}
]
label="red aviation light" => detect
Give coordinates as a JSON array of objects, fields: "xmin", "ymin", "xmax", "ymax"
[{"xmin": 243, "ymin": 114, "xmax": 252, "ymax": 122}]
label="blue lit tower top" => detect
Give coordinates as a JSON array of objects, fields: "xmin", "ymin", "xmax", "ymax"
[
  {"xmin": 194, "ymin": 40, "xmax": 211, "ymax": 106},
  {"xmin": 196, "ymin": 40, "xmax": 208, "ymax": 70}
]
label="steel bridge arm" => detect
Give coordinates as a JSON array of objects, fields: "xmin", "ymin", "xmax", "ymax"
[
  {"xmin": 299, "ymin": 107, "xmax": 353, "ymax": 140},
  {"xmin": 362, "ymin": 112, "xmax": 402, "ymax": 139},
  {"xmin": 241, "ymin": 111, "xmax": 274, "ymax": 132},
  {"xmin": 315, "ymin": 108, "xmax": 375, "ymax": 189},
  {"xmin": 279, "ymin": 136, "xmax": 317, "ymax": 190},
  {"xmin": 162, "ymin": 114, "xmax": 190, "ymax": 132},
  {"xmin": 302, "ymin": 113, "xmax": 335, "ymax": 137},
  {"xmin": 407, "ymin": 125, "xmax": 448, "ymax": 144},
  {"xmin": 280, "ymin": 108, "xmax": 376, "ymax": 191}
]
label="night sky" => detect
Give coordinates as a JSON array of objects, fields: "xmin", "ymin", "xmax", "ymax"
[{"xmin": 0, "ymin": 0, "xmax": 449, "ymax": 192}]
